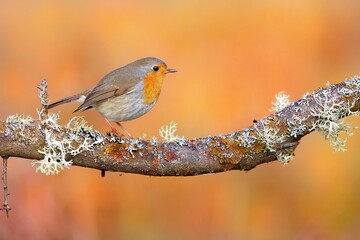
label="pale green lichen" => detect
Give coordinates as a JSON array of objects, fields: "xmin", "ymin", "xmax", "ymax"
[
  {"xmin": 34, "ymin": 129, "xmax": 74, "ymax": 175},
  {"xmin": 270, "ymin": 91, "xmax": 290, "ymax": 112},
  {"xmin": 276, "ymin": 151, "xmax": 293, "ymax": 165},
  {"xmin": 66, "ymin": 116, "xmax": 93, "ymax": 133},
  {"xmin": 39, "ymin": 111, "xmax": 61, "ymax": 131},
  {"xmin": 34, "ymin": 112, "xmax": 104, "ymax": 175},
  {"xmin": 237, "ymin": 129, "xmax": 256, "ymax": 148},
  {"xmin": 330, "ymin": 137, "xmax": 348, "ymax": 152},
  {"xmin": 126, "ymin": 138, "xmax": 144, "ymax": 158},
  {"xmin": 159, "ymin": 121, "xmax": 185, "ymax": 142},
  {"xmin": 287, "ymin": 115, "xmax": 307, "ymax": 138},
  {"xmin": 254, "ymin": 121, "xmax": 286, "ymax": 152},
  {"xmin": 5, "ymin": 114, "xmax": 34, "ymax": 137},
  {"xmin": 150, "ymin": 136, "xmax": 158, "ymax": 146},
  {"xmin": 310, "ymin": 80, "xmax": 358, "ymax": 152},
  {"xmin": 34, "ymin": 128, "xmax": 102, "ymax": 175}
]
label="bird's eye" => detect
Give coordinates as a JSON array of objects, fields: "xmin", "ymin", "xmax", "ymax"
[{"xmin": 152, "ymin": 66, "xmax": 159, "ymax": 71}]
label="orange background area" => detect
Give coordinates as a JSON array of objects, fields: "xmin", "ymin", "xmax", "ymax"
[{"xmin": 1, "ymin": 1, "xmax": 360, "ymax": 239}]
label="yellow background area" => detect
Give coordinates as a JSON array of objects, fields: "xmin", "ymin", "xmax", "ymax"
[{"xmin": 1, "ymin": 1, "xmax": 360, "ymax": 239}]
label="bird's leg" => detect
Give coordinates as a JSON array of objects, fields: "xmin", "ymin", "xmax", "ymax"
[
  {"xmin": 115, "ymin": 122, "xmax": 132, "ymax": 138},
  {"xmin": 104, "ymin": 118, "xmax": 122, "ymax": 136},
  {"xmin": 104, "ymin": 118, "xmax": 132, "ymax": 137}
]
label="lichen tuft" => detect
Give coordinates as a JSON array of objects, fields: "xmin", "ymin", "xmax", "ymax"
[
  {"xmin": 270, "ymin": 91, "xmax": 290, "ymax": 112},
  {"xmin": 159, "ymin": 121, "xmax": 185, "ymax": 142}
]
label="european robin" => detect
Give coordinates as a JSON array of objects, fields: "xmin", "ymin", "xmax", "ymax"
[{"xmin": 47, "ymin": 57, "xmax": 177, "ymax": 135}]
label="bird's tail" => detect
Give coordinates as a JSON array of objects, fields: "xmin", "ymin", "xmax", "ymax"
[{"xmin": 47, "ymin": 94, "xmax": 84, "ymax": 109}]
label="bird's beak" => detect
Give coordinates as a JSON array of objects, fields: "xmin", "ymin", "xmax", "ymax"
[{"xmin": 166, "ymin": 68, "xmax": 177, "ymax": 74}]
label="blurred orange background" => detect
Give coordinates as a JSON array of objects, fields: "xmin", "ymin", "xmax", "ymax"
[{"xmin": 1, "ymin": 1, "xmax": 360, "ymax": 239}]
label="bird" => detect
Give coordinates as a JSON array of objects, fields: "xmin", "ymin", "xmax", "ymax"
[{"xmin": 47, "ymin": 57, "xmax": 177, "ymax": 136}]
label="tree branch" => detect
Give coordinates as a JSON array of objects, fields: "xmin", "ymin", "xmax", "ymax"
[
  {"xmin": 0, "ymin": 156, "xmax": 11, "ymax": 217},
  {"xmin": 0, "ymin": 77, "xmax": 359, "ymax": 176}
]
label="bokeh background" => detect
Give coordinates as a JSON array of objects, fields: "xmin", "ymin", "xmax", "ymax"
[{"xmin": 0, "ymin": 1, "xmax": 360, "ymax": 239}]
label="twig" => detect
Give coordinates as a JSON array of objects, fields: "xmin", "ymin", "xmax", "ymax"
[
  {"xmin": 37, "ymin": 79, "xmax": 49, "ymax": 120},
  {"xmin": 0, "ymin": 156, "xmax": 11, "ymax": 217}
]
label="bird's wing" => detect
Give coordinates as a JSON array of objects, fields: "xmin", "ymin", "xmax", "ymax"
[
  {"xmin": 73, "ymin": 81, "xmax": 138, "ymax": 112},
  {"xmin": 73, "ymin": 65, "xmax": 143, "ymax": 112}
]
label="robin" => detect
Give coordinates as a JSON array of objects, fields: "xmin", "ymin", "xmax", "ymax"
[{"xmin": 47, "ymin": 57, "xmax": 177, "ymax": 136}]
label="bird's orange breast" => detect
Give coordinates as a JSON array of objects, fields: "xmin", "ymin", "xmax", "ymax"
[{"xmin": 143, "ymin": 72, "xmax": 164, "ymax": 105}]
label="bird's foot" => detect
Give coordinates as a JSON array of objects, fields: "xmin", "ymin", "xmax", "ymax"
[{"xmin": 107, "ymin": 127, "xmax": 125, "ymax": 138}]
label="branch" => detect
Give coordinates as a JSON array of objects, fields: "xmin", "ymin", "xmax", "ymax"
[
  {"xmin": 0, "ymin": 77, "xmax": 359, "ymax": 176},
  {"xmin": 0, "ymin": 156, "xmax": 11, "ymax": 217}
]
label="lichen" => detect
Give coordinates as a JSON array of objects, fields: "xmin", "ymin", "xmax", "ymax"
[
  {"xmin": 159, "ymin": 121, "xmax": 185, "ymax": 142},
  {"xmin": 66, "ymin": 116, "xmax": 93, "ymax": 133},
  {"xmin": 276, "ymin": 151, "xmax": 294, "ymax": 165},
  {"xmin": 236, "ymin": 128, "xmax": 256, "ymax": 148},
  {"xmin": 125, "ymin": 138, "xmax": 144, "ymax": 158},
  {"xmin": 39, "ymin": 111, "xmax": 61, "ymax": 131},
  {"xmin": 34, "ymin": 112, "xmax": 104, "ymax": 175},
  {"xmin": 287, "ymin": 115, "xmax": 307, "ymax": 138},
  {"xmin": 5, "ymin": 114, "xmax": 34, "ymax": 137},
  {"xmin": 309, "ymin": 88, "xmax": 357, "ymax": 152},
  {"xmin": 150, "ymin": 136, "xmax": 158, "ymax": 146},
  {"xmin": 34, "ymin": 129, "xmax": 74, "ymax": 175},
  {"xmin": 270, "ymin": 91, "xmax": 290, "ymax": 112},
  {"xmin": 254, "ymin": 120, "xmax": 286, "ymax": 152}
]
